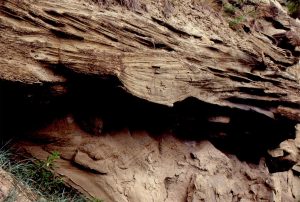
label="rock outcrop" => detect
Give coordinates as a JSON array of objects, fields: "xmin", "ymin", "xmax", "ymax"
[
  {"xmin": 19, "ymin": 117, "xmax": 300, "ymax": 201},
  {"xmin": 1, "ymin": 0, "xmax": 300, "ymax": 201},
  {"xmin": 1, "ymin": 0, "xmax": 300, "ymax": 119}
]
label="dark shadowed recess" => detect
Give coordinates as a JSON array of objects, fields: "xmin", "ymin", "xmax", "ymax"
[{"xmin": 0, "ymin": 72, "xmax": 297, "ymax": 172}]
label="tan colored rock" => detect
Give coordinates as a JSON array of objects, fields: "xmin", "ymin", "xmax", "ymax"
[
  {"xmin": 1, "ymin": 0, "xmax": 300, "ymax": 201},
  {"xmin": 279, "ymin": 139, "xmax": 299, "ymax": 162},
  {"xmin": 292, "ymin": 164, "xmax": 300, "ymax": 174},
  {"xmin": 268, "ymin": 148, "xmax": 284, "ymax": 158},
  {"xmin": 18, "ymin": 115, "xmax": 299, "ymax": 202},
  {"xmin": 0, "ymin": 0, "xmax": 300, "ymax": 121},
  {"xmin": 271, "ymin": 170, "xmax": 300, "ymax": 202},
  {"xmin": 295, "ymin": 124, "xmax": 300, "ymax": 149}
]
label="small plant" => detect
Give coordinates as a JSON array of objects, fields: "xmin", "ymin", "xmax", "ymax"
[
  {"xmin": 35, "ymin": 150, "xmax": 60, "ymax": 175},
  {"xmin": 31, "ymin": 151, "xmax": 66, "ymax": 194},
  {"xmin": 286, "ymin": 0, "xmax": 300, "ymax": 16},
  {"xmin": 226, "ymin": 6, "xmax": 257, "ymax": 30},
  {"xmin": 223, "ymin": 3, "xmax": 236, "ymax": 15},
  {"xmin": 90, "ymin": 197, "xmax": 104, "ymax": 202},
  {"xmin": 94, "ymin": 0, "xmax": 140, "ymax": 10},
  {"xmin": 0, "ymin": 145, "xmax": 97, "ymax": 202},
  {"xmin": 228, "ymin": 15, "xmax": 246, "ymax": 28}
]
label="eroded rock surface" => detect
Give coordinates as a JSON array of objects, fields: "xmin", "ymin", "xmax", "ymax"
[
  {"xmin": 16, "ymin": 116, "xmax": 300, "ymax": 202},
  {"xmin": 1, "ymin": 0, "xmax": 300, "ymax": 201},
  {"xmin": 0, "ymin": 0, "xmax": 300, "ymax": 120}
]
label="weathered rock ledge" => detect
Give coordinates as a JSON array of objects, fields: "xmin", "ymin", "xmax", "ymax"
[{"xmin": 1, "ymin": 0, "xmax": 300, "ymax": 201}]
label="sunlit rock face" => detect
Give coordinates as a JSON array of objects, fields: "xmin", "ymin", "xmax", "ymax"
[{"xmin": 0, "ymin": 0, "xmax": 300, "ymax": 201}]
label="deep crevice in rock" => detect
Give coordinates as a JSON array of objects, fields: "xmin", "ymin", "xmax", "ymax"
[{"xmin": 0, "ymin": 74, "xmax": 297, "ymax": 172}]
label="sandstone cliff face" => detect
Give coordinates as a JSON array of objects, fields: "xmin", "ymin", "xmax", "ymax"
[
  {"xmin": 0, "ymin": 0, "xmax": 300, "ymax": 201},
  {"xmin": 1, "ymin": 0, "xmax": 300, "ymax": 117}
]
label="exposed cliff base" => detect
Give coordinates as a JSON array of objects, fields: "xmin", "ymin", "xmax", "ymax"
[
  {"xmin": 0, "ymin": 79, "xmax": 299, "ymax": 201},
  {"xmin": 1, "ymin": 0, "xmax": 300, "ymax": 201}
]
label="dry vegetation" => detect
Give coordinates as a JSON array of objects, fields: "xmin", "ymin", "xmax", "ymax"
[
  {"xmin": 94, "ymin": 0, "xmax": 141, "ymax": 9},
  {"xmin": 0, "ymin": 144, "xmax": 101, "ymax": 202},
  {"xmin": 93, "ymin": 0, "xmax": 299, "ymax": 29},
  {"xmin": 287, "ymin": 0, "xmax": 300, "ymax": 17}
]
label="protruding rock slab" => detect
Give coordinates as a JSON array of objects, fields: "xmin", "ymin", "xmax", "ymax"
[{"xmin": 0, "ymin": 0, "xmax": 300, "ymax": 121}]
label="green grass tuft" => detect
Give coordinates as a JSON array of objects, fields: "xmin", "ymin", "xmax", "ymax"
[
  {"xmin": 223, "ymin": 3, "xmax": 236, "ymax": 15},
  {"xmin": 228, "ymin": 15, "xmax": 246, "ymax": 28},
  {"xmin": 0, "ymin": 143, "xmax": 102, "ymax": 202},
  {"xmin": 287, "ymin": 0, "xmax": 300, "ymax": 15}
]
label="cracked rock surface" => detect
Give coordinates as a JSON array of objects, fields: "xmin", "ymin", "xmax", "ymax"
[
  {"xmin": 18, "ymin": 116, "xmax": 300, "ymax": 202},
  {"xmin": 1, "ymin": 0, "xmax": 300, "ymax": 201}
]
